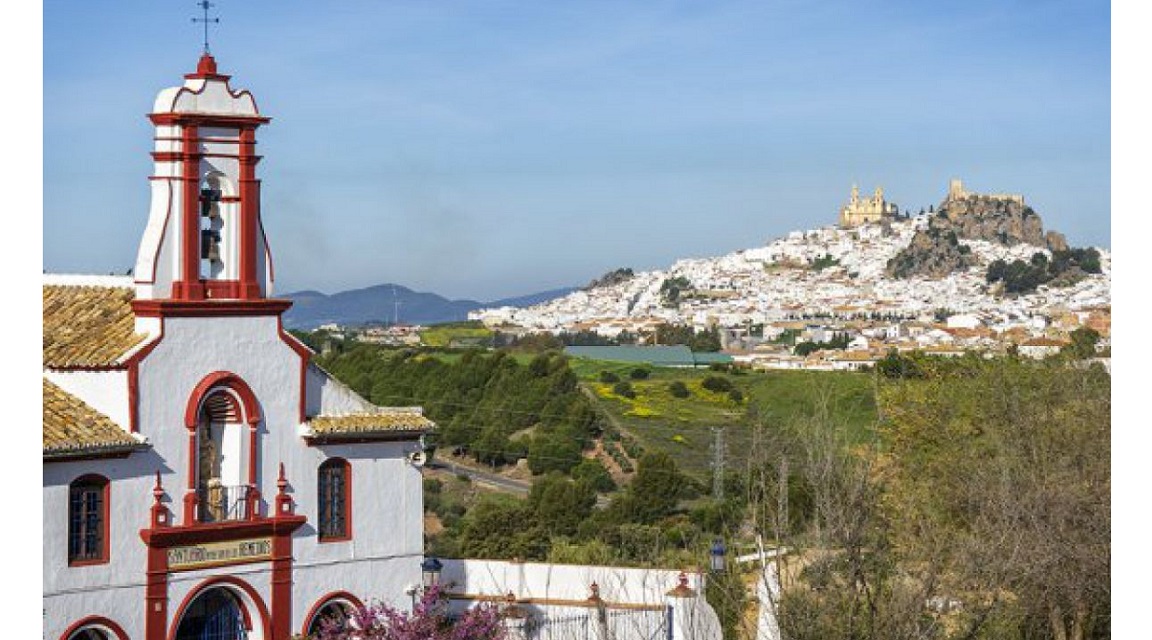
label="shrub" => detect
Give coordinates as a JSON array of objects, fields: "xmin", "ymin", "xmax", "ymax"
[
  {"xmin": 728, "ymin": 388, "xmax": 744, "ymax": 404},
  {"xmin": 668, "ymin": 380, "xmax": 690, "ymax": 398},
  {"xmin": 629, "ymin": 368, "xmax": 651, "ymax": 380},
  {"xmin": 701, "ymin": 375, "xmax": 734, "ymax": 393},
  {"xmin": 599, "ymin": 370, "xmax": 620, "ymax": 384},
  {"xmin": 612, "ymin": 381, "xmax": 636, "ymax": 399}
]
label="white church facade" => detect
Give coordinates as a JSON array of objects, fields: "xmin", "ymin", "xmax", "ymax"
[
  {"xmin": 43, "ymin": 53, "xmax": 434, "ymax": 640},
  {"xmin": 44, "ymin": 51, "xmax": 738, "ymax": 640}
]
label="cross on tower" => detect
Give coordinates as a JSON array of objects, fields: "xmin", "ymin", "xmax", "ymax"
[{"xmin": 192, "ymin": 1, "xmax": 220, "ymax": 54}]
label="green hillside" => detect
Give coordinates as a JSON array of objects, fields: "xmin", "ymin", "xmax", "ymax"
[{"xmin": 571, "ymin": 359, "xmax": 878, "ymax": 478}]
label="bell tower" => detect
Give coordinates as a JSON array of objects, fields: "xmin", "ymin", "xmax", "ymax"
[{"xmin": 133, "ymin": 53, "xmax": 273, "ymax": 302}]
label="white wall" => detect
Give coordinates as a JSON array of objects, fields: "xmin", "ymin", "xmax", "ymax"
[
  {"xmin": 44, "ymin": 369, "xmax": 131, "ymax": 431},
  {"xmin": 441, "ymin": 560, "xmax": 723, "ymax": 640}
]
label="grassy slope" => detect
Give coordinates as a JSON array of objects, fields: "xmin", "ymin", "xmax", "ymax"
[{"xmin": 572, "ymin": 358, "xmax": 878, "ymax": 478}]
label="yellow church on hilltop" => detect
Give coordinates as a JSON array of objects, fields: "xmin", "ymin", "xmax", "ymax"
[{"xmin": 838, "ymin": 184, "xmax": 899, "ymax": 227}]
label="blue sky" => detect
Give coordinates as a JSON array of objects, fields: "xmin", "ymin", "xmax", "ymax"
[{"xmin": 43, "ymin": 0, "xmax": 1110, "ymax": 300}]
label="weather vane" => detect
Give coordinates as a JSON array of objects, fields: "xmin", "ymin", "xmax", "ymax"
[{"xmin": 192, "ymin": 1, "xmax": 220, "ymax": 55}]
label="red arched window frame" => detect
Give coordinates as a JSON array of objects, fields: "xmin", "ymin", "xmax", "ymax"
[
  {"xmin": 317, "ymin": 458, "xmax": 351, "ymax": 542},
  {"xmin": 68, "ymin": 474, "xmax": 110, "ymax": 566},
  {"xmin": 302, "ymin": 591, "xmax": 364, "ymax": 637}
]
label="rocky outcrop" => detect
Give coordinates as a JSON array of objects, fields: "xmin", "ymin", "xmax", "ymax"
[
  {"xmin": 1045, "ymin": 230, "xmax": 1069, "ymax": 252},
  {"xmin": 886, "ymin": 226, "xmax": 977, "ymax": 279},
  {"xmin": 936, "ymin": 195, "xmax": 1069, "ymax": 251},
  {"xmin": 888, "ymin": 194, "xmax": 1071, "ymax": 279},
  {"xmin": 584, "ymin": 267, "xmax": 635, "ymax": 291}
]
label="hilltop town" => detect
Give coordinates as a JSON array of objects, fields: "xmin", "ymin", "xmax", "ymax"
[{"xmin": 470, "ymin": 180, "xmax": 1111, "ymax": 369}]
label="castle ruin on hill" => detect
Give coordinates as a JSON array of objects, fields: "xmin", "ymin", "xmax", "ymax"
[{"xmin": 946, "ymin": 178, "xmax": 1024, "ymax": 205}]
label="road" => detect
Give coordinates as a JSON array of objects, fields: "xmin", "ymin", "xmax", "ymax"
[
  {"xmin": 427, "ymin": 458, "xmax": 612, "ymax": 507},
  {"xmin": 427, "ymin": 459, "xmax": 532, "ymax": 495}
]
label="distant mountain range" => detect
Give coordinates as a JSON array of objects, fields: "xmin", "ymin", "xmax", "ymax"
[{"xmin": 281, "ymin": 283, "xmax": 575, "ymax": 329}]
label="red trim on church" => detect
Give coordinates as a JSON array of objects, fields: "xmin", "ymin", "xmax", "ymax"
[
  {"xmin": 124, "ymin": 332, "xmax": 164, "ymax": 433},
  {"xmin": 277, "ymin": 316, "xmax": 313, "ymax": 422},
  {"xmin": 171, "ymin": 123, "xmax": 205, "ymax": 301},
  {"xmin": 301, "ymin": 591, "xmax": 366, "ymax": 636},
  {"xmin": 163, "ymin": 576, "xmax": 268, "ymax": 640},
  {"xmin": 141, "ymin": 477, "xmax": 306, "ymax": 640},
  {"xmin": 184, "ymin": 371, "xmax": 263, "ymax": 429},
  {"xmin": 149, "ymin": 112, "xmax": 270, "ymax": 127},
  {"xmin": 59, "ymin": 616, "xmax": 131, "ymax": 640},
  {"xmin": 132, "ymin": 298, "xmax": 292, "ymax": 317}
]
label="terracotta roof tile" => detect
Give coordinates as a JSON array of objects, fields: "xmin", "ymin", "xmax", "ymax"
[
  {"xmin": 43, "ymin": 378, "xmax": 141, "ymax": 458},
  {"xmin": 307, "ymin": 410, "xmax": 435, "ymax": 439},
  {"xmin": 43, "ymin": 284, "xmax": 147, "ymax": 368}
]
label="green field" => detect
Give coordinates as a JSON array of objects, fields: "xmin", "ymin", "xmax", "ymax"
[
  {"xmin": 571, "ymin": 358, "xmax": 878, "ymax": 478},
  {"xmin": 418, "ymin": 322, "xmax": 494, "ymax": 348}
]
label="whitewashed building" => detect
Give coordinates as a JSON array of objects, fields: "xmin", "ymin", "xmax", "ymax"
[{"xmin": 43, "ymin": 53, "xmax": 434, "ymax": 640}]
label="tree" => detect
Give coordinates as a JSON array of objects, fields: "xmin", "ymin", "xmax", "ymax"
[
  {"xmin": 1062, "ymin": 327, "xmax": 1101, "ymax": 360},
  {"xmin": 571, "ymin": 457, "xmax": 616, "ymax": 492},
  {"xmin": 528, "ymin": 473, "xmax": 597, "ymax": 536},
  {"xmin": 879, "ymin": 359, "xmax": 1110, "ymax": 640},
  {"xmin": 456, "ymin": 495, "xmax": 549, "ymax": 559},
  {"xmin": 527, "ymin": 430, "xmax": 582, "ymax": 475},
  {"xmin": 616, "ymin": 452, "xmax": 686, "ymax": 524}
]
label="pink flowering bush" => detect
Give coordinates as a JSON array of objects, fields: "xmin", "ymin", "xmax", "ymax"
[{"xmin": 315, "ymin": 585, "xmax": 506, "ymax": 640}]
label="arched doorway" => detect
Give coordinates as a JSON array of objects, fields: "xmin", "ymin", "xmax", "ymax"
[{"xmin": 174, "ymin": 588, "xmax": 249, "ymax": 640}]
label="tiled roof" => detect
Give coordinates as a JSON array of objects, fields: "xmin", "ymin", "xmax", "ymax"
[
  {"xmin": 43, "ymin": 284, "xmax": 147, "ymax": 368},
  {"xmin": 306, "ymin": 410, "xmax": 434, "ymax": 440},
  {"xmin": 43, "ymin": 378, "xmax": 141, "ymax": 459}
]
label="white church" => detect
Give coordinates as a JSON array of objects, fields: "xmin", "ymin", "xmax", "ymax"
[{"xmin": 43, "ymin": 52, "xmax": 734, "ymax": 640}]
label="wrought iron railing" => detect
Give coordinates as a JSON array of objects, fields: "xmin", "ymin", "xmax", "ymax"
[
  {"xmin": 498, "ymin": 608, "xmax": 670, "ymax": 640},
  {"xmin": 197, "ymin": 483, "xmax": 253, "ymax": 522}
]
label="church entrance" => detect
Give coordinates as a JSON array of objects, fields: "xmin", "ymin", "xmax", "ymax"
[{"xmin": 174, "ymin": 588, "xmax": 248, "ymax": 640}]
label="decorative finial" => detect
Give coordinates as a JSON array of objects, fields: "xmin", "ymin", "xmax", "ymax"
[
  {"xmin": 665, "ymin": 571, "xmax": 696, "ymax": 598},
  {"xmin": 588, "ymin": 582, "xmax": 602, "ymax": 602},
  {"xmin": 278, "ymin": 462, "xmax": 288, "ymax": 492},
  {"xmin": 153, "ymin": 470, "xmax": 164, "ymax": 500},
  {"xmin": 192, "ymin": 1, "xmax": 220, "ymax": 55}
]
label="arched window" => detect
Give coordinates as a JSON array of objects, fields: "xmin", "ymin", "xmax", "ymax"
[
  {"xmin": 317, "ymin": 459, "xmax": 351, "ymax": 542},
  {"xmin": 60, "ymin": 617, "xmax": 129, "ymax": 640},
  {"xmin": 197, "ymin": 390, "xmax": 246, "ymax": 522},
  {"xmin": 305, "ymin": 599, "xmax": 356, "ymax": 638},
  {"xmin": 68, "ymin": 475, "xmax": 109, "ymax": 565}
]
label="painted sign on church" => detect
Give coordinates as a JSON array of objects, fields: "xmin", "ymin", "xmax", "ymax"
[{"xmin": 167, "ymin": 537, "xmax": 272, "ymax": 571}]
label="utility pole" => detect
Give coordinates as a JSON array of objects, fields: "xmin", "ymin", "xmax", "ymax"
[{"xmin": 711, "ymin": 426, "xmax": 726, "ymax": 501}]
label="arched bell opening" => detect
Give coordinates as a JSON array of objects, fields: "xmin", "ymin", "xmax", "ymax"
[
  {"xmin": 196, "ymin": 388, "xmax": 249, "ymax": 522},
  {"xmin": 199, "ymin": 172, "xmax": 236, "ymax": 282}
]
